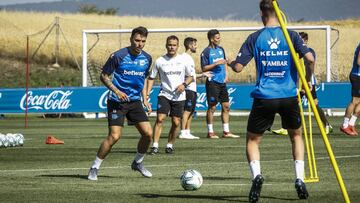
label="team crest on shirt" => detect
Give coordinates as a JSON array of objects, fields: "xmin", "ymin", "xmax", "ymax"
[
  {"xmin": 268, "ymin": 38, "xmax": 280, "ymax": 49},
  {"xmin": 139, "ymin": 60, "xmax": 146, "ymax": 66}
]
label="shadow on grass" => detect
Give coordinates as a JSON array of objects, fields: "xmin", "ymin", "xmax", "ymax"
[
  {"xmin": 137, "ymin": 193, "xmax": 247, "ymax": 202},
  {"xmin": 37, "ymin": 174, "xmax": 112, "ymax": 180},
  {"xmin": 37, "ymin": 174, "xmax": 149, "ymax": 180},
  {"xmin": 203, "ymin": 176, "xmax": 246, "ymax": 181},
  {"xmin": 111, "ymin": 150, "xmax": 137, "ymax": 154},
  {"xmin": 260, "ymin": 195, "xmax": 299, "ymax": 201},
  {"xmin": 137, "ymin": 193, "xmax": 299, "ymax": 202}
]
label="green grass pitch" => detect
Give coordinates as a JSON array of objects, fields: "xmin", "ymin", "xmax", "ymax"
[{"xmin": 0, "ymin": 115, "xmax": 359, "ymax": 202}]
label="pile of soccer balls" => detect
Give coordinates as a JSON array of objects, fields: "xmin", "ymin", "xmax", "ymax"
[
  {"xmin": 180, "ymin": 169, "xmax": 203, "ymax": 190},
  {"xmin": 0, "ymin": 133, "xmax": 24, "ymax": 148}
]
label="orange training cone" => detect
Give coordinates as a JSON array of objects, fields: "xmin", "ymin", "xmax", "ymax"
[{"xmin": 45, "ymin": 135, "xmax": 64, "ymax": 144}]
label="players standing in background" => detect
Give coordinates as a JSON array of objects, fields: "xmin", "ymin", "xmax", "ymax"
[
  {"xmin": 272, "ymin": 32, "xmax": 333, "ymax": 136},
  {"xmin": 179, "ymin": 37, "xmax": 212, "ymax": 139},
  {"xmin": 229, "ymin": 0, "xmax": 314, "ymax": 201},
  {"xmin": 88, "ymin": 26, "xmax": 153, "ymax": 180},
  {"xmin": 340, "ymin": 43, "xmax": 360, "ymax": 137},
  {"xmin": 147, "ymin": 35, "xmax": 194, "ymax": 154},
  {"xmin": 299, "ymin": 32, "xmax": 333, "ymax": 134},
  {"xmin": 201, "ymin": 29, "xmax": 239, "ymax": 139}
]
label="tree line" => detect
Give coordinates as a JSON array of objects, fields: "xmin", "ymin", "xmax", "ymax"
[{"xmin": 78, "ymin": 4, "xmax": 118, "ymax": 15}]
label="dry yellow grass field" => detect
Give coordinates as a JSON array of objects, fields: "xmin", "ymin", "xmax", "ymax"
[{"xmin": 0, "ymin": 11, "xmax": 359, "ymax": 83}]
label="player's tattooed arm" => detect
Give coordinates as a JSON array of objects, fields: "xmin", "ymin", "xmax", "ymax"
[{"xmin": 100, "ymin": 72, "xmax": 129, "ymax": 102}]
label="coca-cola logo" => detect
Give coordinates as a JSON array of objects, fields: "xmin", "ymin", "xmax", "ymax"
[
  {"xmin": 99, "ymin": 90, "xmax": 109, "ymax": 109},
  {"xmin": 20, "ymin": 90, "xmax": 72, "ymax": 110}
]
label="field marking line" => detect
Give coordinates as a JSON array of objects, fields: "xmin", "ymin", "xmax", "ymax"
[{"xmin": 1, "ymin": 154, "xmax": 359, "ymax": 173}]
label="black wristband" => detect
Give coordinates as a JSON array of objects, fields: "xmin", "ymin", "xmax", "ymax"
[{"xmin": 182, "ymin": 82, "xmax": 188, "ymax": 88}]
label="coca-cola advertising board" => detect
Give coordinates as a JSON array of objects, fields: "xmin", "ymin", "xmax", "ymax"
[{"xmin": 0, "ymin": 83, "xmax": 351, "ymax": 113}]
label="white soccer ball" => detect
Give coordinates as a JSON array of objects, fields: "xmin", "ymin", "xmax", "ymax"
[
  {"xmin": 1, "ymin": 134, "xmax": 9, "ymax": 147},
  {"xmin": 180, "ymin": 169, "xmax": 203, "ymax": 190},
  {"xmin": 0, "ymin": 133, "xmax": 4, "ymax": 147},
  {"xmin": 6, "ymin": 134, "xmax": 16, "ymax": 147},
  {"xmin": 14, "ymin": 134, "xmax": 24, "ymax": 146}
]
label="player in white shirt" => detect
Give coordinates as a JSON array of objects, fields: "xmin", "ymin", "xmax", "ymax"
[
  {"xmin": 179, "ymin": 37, "xmax": 211, "ymax": 139},
  {"xmin": 147, "ymin": 35, "xmax": 194, "ymax": 154}
]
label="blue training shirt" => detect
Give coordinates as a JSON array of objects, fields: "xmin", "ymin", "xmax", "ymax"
[
  {"xmin": 102, "ymin": 47, "xmax": 152, "ymax": 102},
  {"xmin": 235, "ymin": 27, "xmax": 310, "ymax": 99},
  {"xmin": 350, "ymin": 43, "xmax": 360, "ymax": 76},
  {"xmin": 201, "ymin": 46, "xmax": 227, "ymax": 84}
]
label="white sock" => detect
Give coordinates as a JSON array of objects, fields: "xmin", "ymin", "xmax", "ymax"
[
  {"xmin": 343, "ymin": 117, "xmax": 350, "ymax": 128},
  {"xmin": 249, "ymin": 160, "xmax": 261, "ymax": 179},
  {"xmin": 152, "ymin": 142, "xmax": 159, "ymax": 148},
  {"xmin": 294, "ymin": 160, "xmax": 305, "ymax": 181},
  {"xmin": 180, "ymin": 130, "xmax": 186, "ymax": 136},
  {"xmin": 134, "ymin": 152, "xmax": 145, "ymax": 164},
  {"xmin": 349, "ymin": 115, "xmax": 357, "ymax": 126},
  {"xmin": 185, "ymin": 129, "xmax": 190, "ymax": 135},
  {"xmin": 207, "ymin": 124, "xmax": 214, "ymax": 133},
  {"xmin": 223, "ymin": 123, "xmax": 230, "ymax": 133},
  {"xmin": 91, "ymin": 156, "xmax": 103, "ymax": 169},
  {"xmin": 166, "ymin": 143, "xmax": 173, "ymax": 149}
]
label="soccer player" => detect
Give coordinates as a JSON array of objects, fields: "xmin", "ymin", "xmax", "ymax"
[
  {"xmin": 147, "ymin": 35, "xmax": 194, "ymax": 154},
  {"xmin": 229, "ymin": 0, "xmax": 314, "ymax": 201},
  {"xmin": 179, "ymin": 37, "xmax": 212, "ymax": 139},
  {"xmin": 340, "ymin": 42, "xmax": 360, "ymax": 137},
  {"xmin": 272, "ymin": 32, "xmax": 333, "ymax": 136},
  {"xmin": 88, "ymin": 26, "xmax": 153, "ymax": 180},
  {"xmin": 201, "ymin": 29, "xmax": 239, "ymax": 139}
]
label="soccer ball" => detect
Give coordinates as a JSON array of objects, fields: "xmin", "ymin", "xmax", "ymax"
[
  {"xmin": 180, "ymin": 169, "xmax": 203, "ymax": 190},
  {"xmin": 14, "ymin": 133, "xmax": 24, "ymax": 146},
  {"xmin": 0, "ymin": 133, "xmax": 4, "ymax": 147},
  {"xmin": 0, "ymin": 134, "xmax": 9, "ymax": 148},
  {"xmin": 6, "ymin": 134, "xmax": 16, "ymax": 147}
]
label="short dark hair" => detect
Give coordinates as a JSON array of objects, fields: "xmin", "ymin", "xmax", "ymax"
[
  {"xmin": 299, "ymin": 32, "xmax": 309, "ymax": 41},
  {"xmin": 184, "ymin": 37, "xmax": 197, "ymax": 49},
  {"xmin": 260, "ymin": 0, "xmax": 277, "ymax": 18},
  {"xmin": 207, "ymin": 29, "xmax": 220, "ymax": 41},
  {"xmin": 166, "ymin": 35, "xmax": 179, "ymax": 43},
  {"xmin": 131, "ymin": 26, "xmax": 148, "ymax": 38}
]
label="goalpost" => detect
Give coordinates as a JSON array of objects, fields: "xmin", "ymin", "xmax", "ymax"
[{"xmin": 82, "ymin": 25, "xmax": 333, "ymax": 87}]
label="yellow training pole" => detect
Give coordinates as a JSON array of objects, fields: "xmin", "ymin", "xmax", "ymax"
[
  {"xmin": 308, "ymin": 105, "xmax": 319, "ymax": 180},
  {"xmin": 298, "ymin": 58, "xmax": 315, "ymax": 181},
  {"xmin": 308, "ymin": 101, "xmax": 313, "ymax": 179},
  {"xmin": 272, "ymin": 1, "xmax": 350, "ymax": 202},
  {"xmin": 300, "ymin": 55, "xmax": 319, "ymax": 182},
  {"xmin": 298, "ymin": 90, "xmax": 314, "ymax": 179}
]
